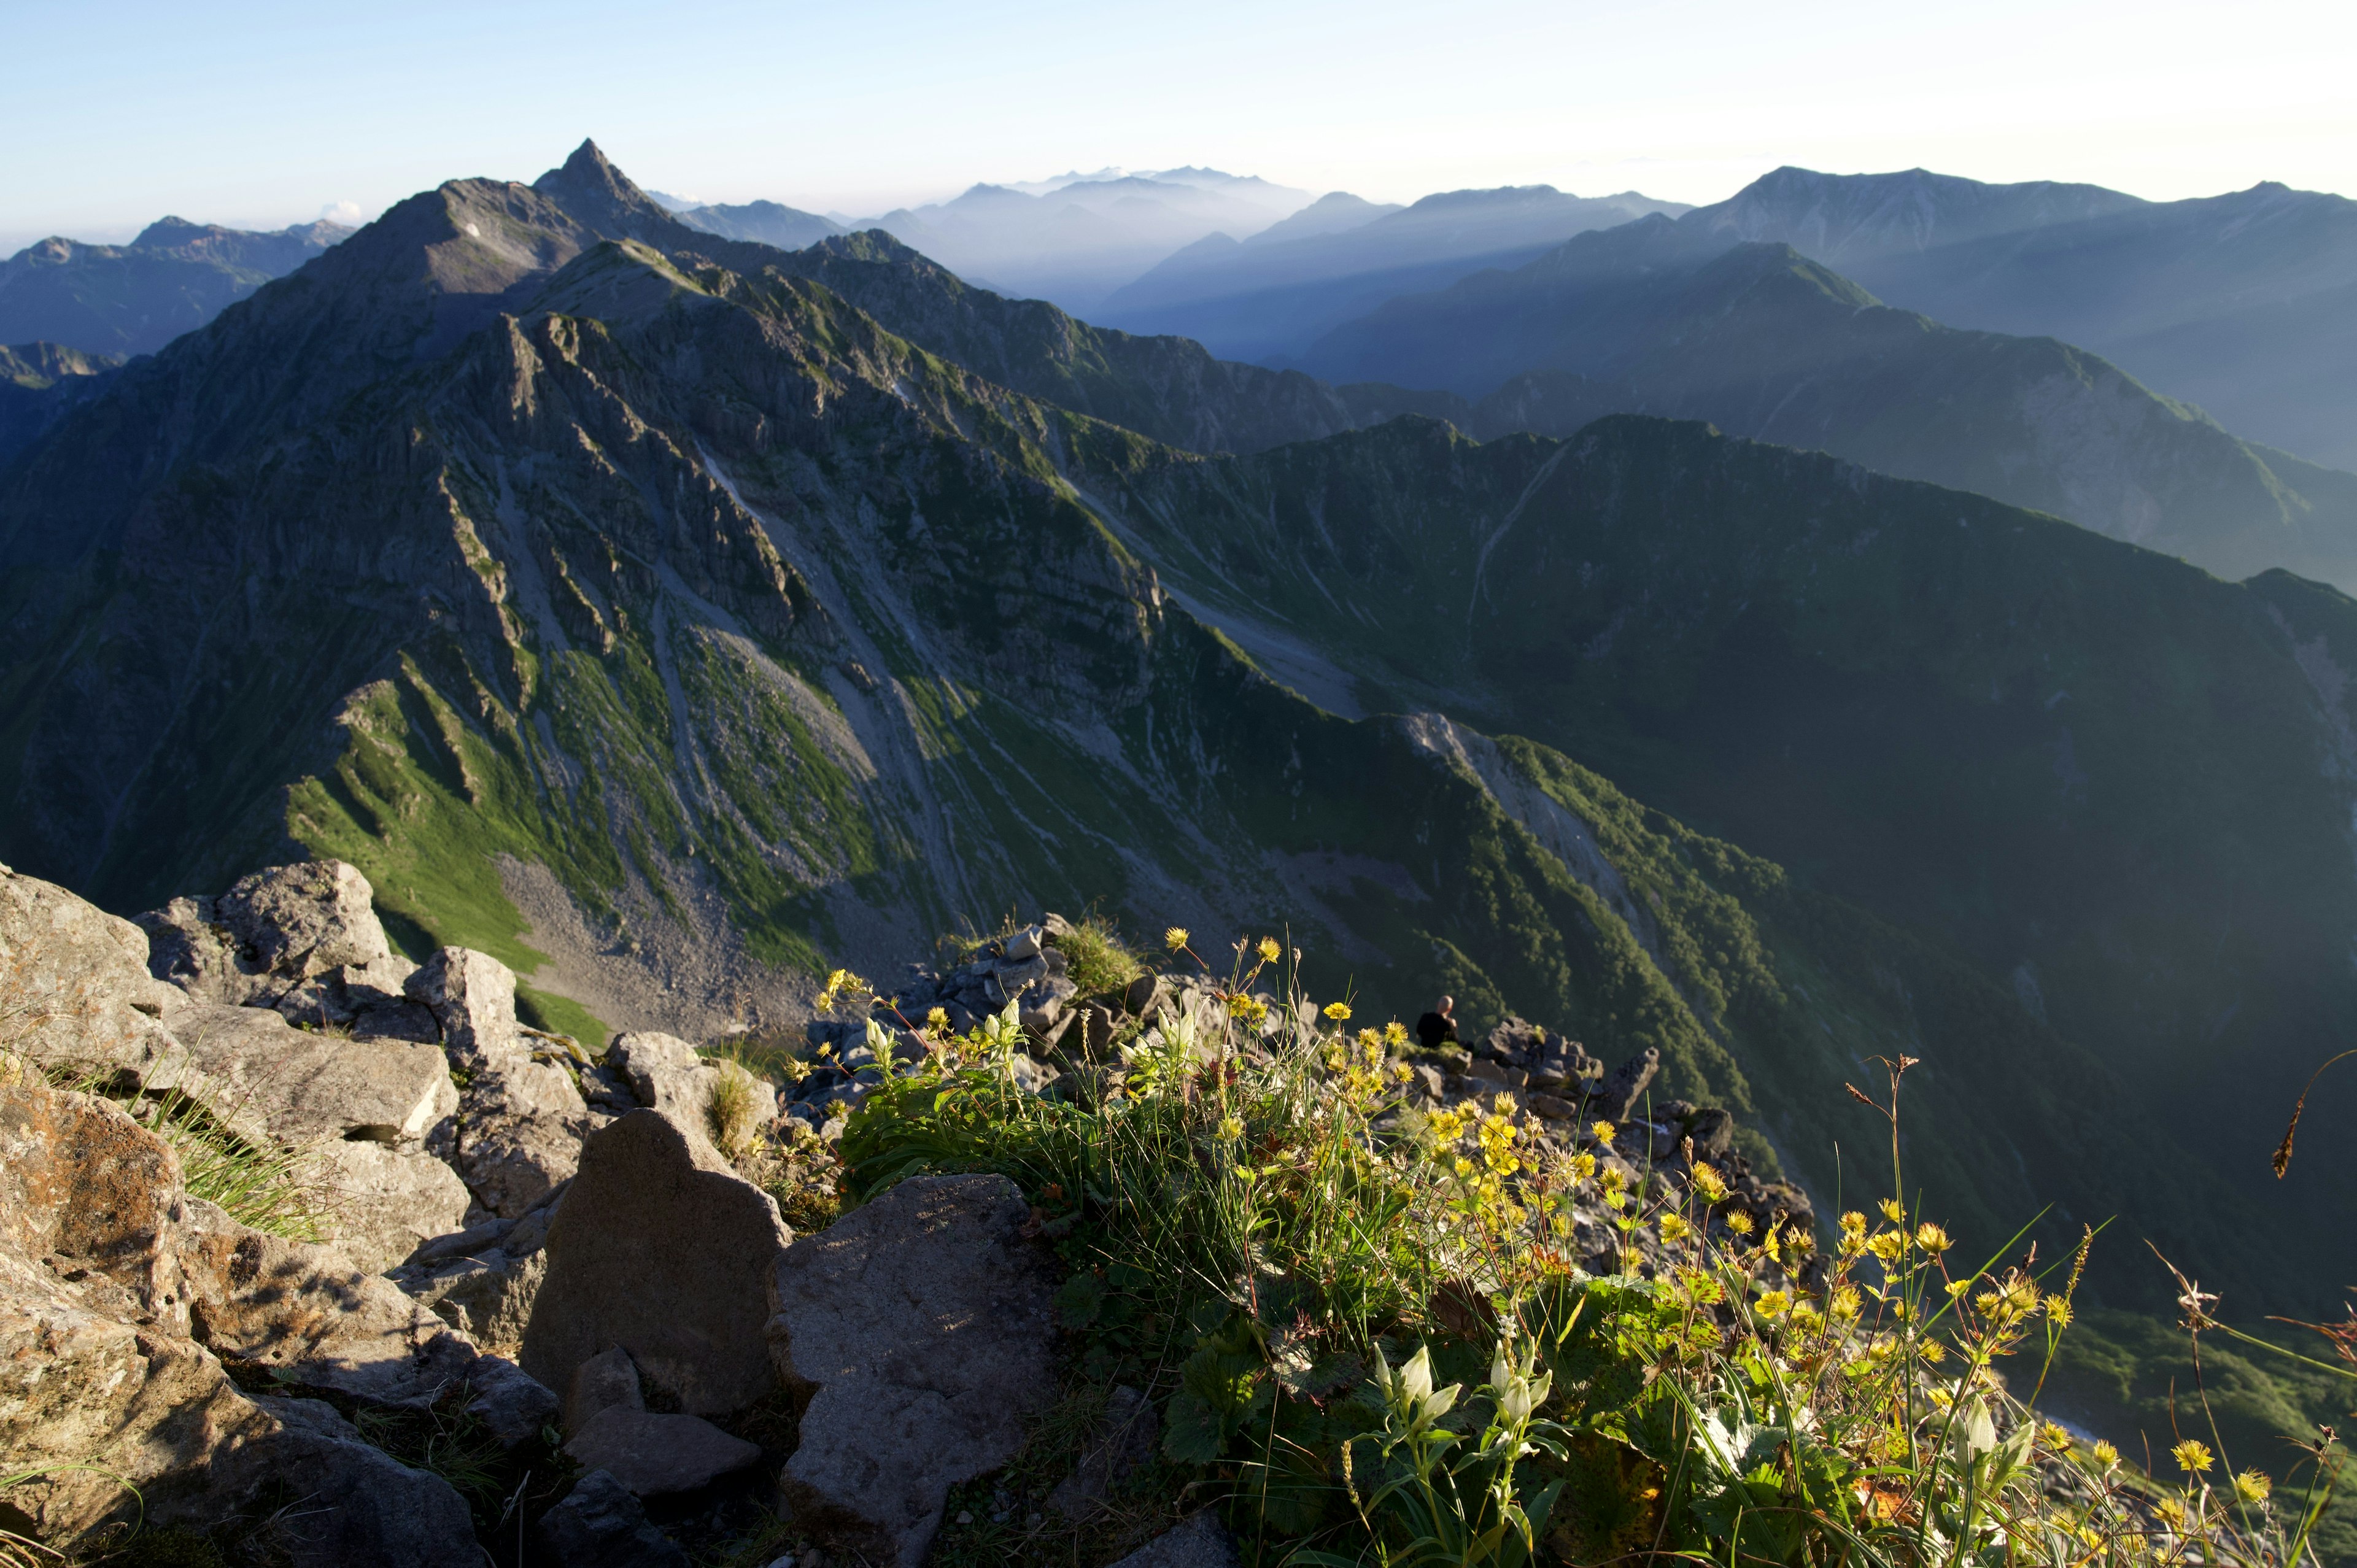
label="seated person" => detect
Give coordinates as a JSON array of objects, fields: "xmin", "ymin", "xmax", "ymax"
[{"xmin": 1415, "ymin": 995, "xmax": 1459, "ymax": 1050}]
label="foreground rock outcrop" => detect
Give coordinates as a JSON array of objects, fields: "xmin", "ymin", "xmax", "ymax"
[
  {"xmin": 0, "ymin": 1072, "xmax": 543, "ymax": 1561},
  {"xmin": 769, "ymin": 1172, "xmax": 1061, "ymax": 1568}
]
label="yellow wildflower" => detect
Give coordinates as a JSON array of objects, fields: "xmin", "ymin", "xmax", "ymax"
[
  {"xmin": 2091, "ymin": 1440, "xmax": 2119, "ymax": 1469},
  {"xmin": 2172, "ymin": 1440, "xmax": 2214, "ymax": 1475},
  {"xmin": 1689, "ymin": 1163, "xmax": 1726, "ymax": 1201},
  {"xmin": 926, "ymin": 1005, "xmax": 949, "ymax": 1031},
  {"xmin": 1914, "ymin": 1222, "xmax": 1952, "ymax": 1254},
  {"xmin": 2045, "ymin": 1295, "xmax": 2073, "ymax": 1327},
  {"xmin": 1216, "ymin": 1115, "xmax": 1244, "ymax": 1142},
  {"xmin": 1879, "ymin": 1198, "xmax": 1905, "ymax": 1223},
  {"xmin": 1755, "ymin": 1289, "xmax": 1790, "ymax": 1319},
  {"xmin": 1866, "ymin": 1230, "xmax": 1907, "ymax": 1262},
  {"xmin": 1256, "ymin": 937, "xmax": 1281, "ymax": 963},
  {"xmin": 2154, "ymin": 1495, "xmax": 2187, "ymax": 1529},
  {"xmin": 1492, "ymin": 1092, "xmax": 1519, "ymax": 1118},
  {"xmin": 1383, "ymin": 1020, "xmax": 1409, "ymax": 1046},
  {"xmin": 1590, "ymin": 1119, "xmax": 1616, "ymax": 1146},
  {"xmin": 2040, "ymin": 1423, "xmax": 2073, "ymax": 1451},
  {"xmin": 1839, "ymin": 1210, "xmax": 1868, "ymax": 1238},
  {"xmin": 1724, "ymin": 1210, "xmax": 1754, "ymax": 1237},
  {"xmin": 2234, "ymin": 1470, "xmax": 2272, "ymax": 1505},
  {"xmin": 1164, "ymin": 926, "xmax": 1190, "ymax": 951},
  {"xmin": 1570, "ymin": 1151, "xmax": 1598, "ymax": 1181},
  {"xmin": 1829, "ymin": 1285, "xmax": 1862, "ymax": 1321},
  {"xmin": 1658, "ymin": 1211, "xmax": 1694, "ymax": 1243},
  {"xmin": 1323, "ymin": 1001, "xmax": 1352, "ymax": 1021}
]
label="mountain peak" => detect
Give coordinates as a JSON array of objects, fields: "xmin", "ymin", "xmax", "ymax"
[{"xmin": 532, "ymin": 139, "xmax": 673, "ymax": 241}]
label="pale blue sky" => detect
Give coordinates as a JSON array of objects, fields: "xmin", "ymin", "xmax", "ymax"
[{"xmin": 3, "ymin": 0, "xmax": 2350, "ymax": 252}]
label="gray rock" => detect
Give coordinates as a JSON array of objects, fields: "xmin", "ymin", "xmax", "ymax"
[
  {"xmin": 4, "ymin": 864, "xmax": 203, "ymax": 1091},
  {"xmin": 1048, "ymin": 1385, "xmax": 1158, "ymax": 1518},
  {"xmin": 768, "ymin": 1173, "xmax": 1059, "ymax": 1568},
  {"xmin": 1598, "ymin": 1047, "xmax": 1662, "ymax": 1121},
  {"xmin": 1007, "ymin": 1052, "xmax": 1058, "ymax": 1095},
  {"xmin": 179, "ymin": 1198, "xmax": 481, "ymax": 1408},
  {"xmin": 135, "ymin": 894, "xmax": 263, "ymax": 1005},
  {"xmin": 405, "ymin": 945, "xmax": 525, "ymax": 1066},
  {"xmin": 537, "ymin": 1469, "xmax": 691, "ymax": 1568},
  {"xmin": 307, "ymin": 1137, "xmax": 473, "ymax": 1273},
  {"xmin": 239, "ymin": 1394, "xmax": 484, "ymax": 1567},
  {"xmin": 609, "ymin": 1030, "xmax": 710, "ymax": 1118},
  {"xmin": 400, "ymin": 1246, "xmax": 549, "ymax": 1351},
  {"xmin": 172, "ymin": 1002, "xmax": 457, "ymax": 1147},
  {"xmin": 1107, "ymin": 1513, "xmax": 1243, "ymax": 1568},
  {"xmin": 568, "ymin": 1345, "xmax": 646, "ymax": 1429},
  {"xmin": 1004, "ymin": 924, "xmax": 1045, "ymax": 960},
  {"xmin": 565, "ymin": 1405, "xmax": 762, "ymax": 1496},
  {"xmin": 274, "ymin": 953, "xmax": 439, "ymax": 1041},
  {"xmin": 462, "ymin": 1353, "xmax": 562, "ymax": 1449},
  {"xmin": 217, "ymin": 860, "xmax": 393, "ymax": 983},
  {"xmin": 1123, "ymin": 973, "xmax": 1166, "ymax": 1018},
  {"xmin": 522, "ymin": 1110, "xmax": 792, "ymax": 1416},
  {"xmin": 454, "ymin": 1057, "xmax": 591, "ymax": 1217}
]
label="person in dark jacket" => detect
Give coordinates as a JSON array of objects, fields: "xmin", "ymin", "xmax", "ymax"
[{"xmin": 1415, "ymin": 995, "xmax": 1458, "ymax": 1049}]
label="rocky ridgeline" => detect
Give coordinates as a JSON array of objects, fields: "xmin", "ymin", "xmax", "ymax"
[{"xmin": 1, "ymin": 859, "xmax": 1800, "ymax": 1564}]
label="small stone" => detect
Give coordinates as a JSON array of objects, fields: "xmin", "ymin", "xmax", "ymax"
[
  {"xmin": 565, "ymin": 1406, "xmax": 762, "ymax": 1496},
  {"xmin": 1122, "ymin": 973, "xmax": 1166, "ymax": 1018},
  {"xmin": 1004, "ymin": 925, "xmax": 1044, "ymax": 960},
  {"xmin": 463, "ymin": 1355, "xmax": 562, "ymax": 1450},
  {"xmin": 536, "ymin": 1469, "xmax": 690, "ymax": 1567},
  {"xmin": 568, "ymin": 1346, "xmax": 646, "ymax": 1430},
  {"xmin": 1105, "ymin": 1513, "xmax": 1243, "ymax": 1568}
]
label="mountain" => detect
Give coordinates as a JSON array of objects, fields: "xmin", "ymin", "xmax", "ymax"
[
  {"xmin": 0, "ymin": 342, "xmax": 123, "ymax": 465},
  {"xmin": 676, "ymin": 199, "xmax": 843, "ymax": 250},
  {"xmin": 1682, "ymin": 167, "xmax": 2357, "ymax": 470},
  {"xmin": 854, "ymin": 169, "xmax": 1318, "ymax": 315},
  {"xmin": 1301, "ymin": 217, "xmax": 2357, "ymax": 592},
  {"xmin": 1242, "ymin": 191, "xmax": 1404, "ymax": 246},
  {"xmin": 0, "ymin": 215, "xmax": 350, "ymax": 357},
  {"xmin": 6, "ymin": 141, "xmax": 2355, "ymax": 1320},
  {"xmin": 1094, "ymin": 185, "xmax": 1690, "ymax": 362},
  {"xmin": 745, "ymin": 228, "xmax": 1452, "ymax": 455}
]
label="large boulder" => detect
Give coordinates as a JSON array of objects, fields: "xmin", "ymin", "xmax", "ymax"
[
  {"xmin": 1109, "ymin": 1514, "xmax": 1244, "ymax": 1568},
  {"xmin": 565, "ymin": 1407, "xmax": 762, "ymax": 1497},
  {"xmin": 2, "ymin": 863, "xmax": 198, "ymax": 1090},
  {"xmin": 521, "ymin": 1110, "xmax": 792, "ymax": 1416},
  {"xmin": 609, "ymin": 1031, "xmax": 777, "ymax": 1148},
  {"xmin": 233, "ymin": 1395, "xmax": 483, "ymax": 1566},
  {"xmin": 767, "ymin": 1173, "xmax": 1059, "ymax": 1568}
]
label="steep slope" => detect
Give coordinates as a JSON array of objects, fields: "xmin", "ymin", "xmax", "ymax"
[
  {"xmin": 676, "ymin": 199, "xmax": 844, "ymax": 250},
  {"xmin": 1074, "ymin": 413, "xmax": 2357, "ymax": 1311},
  {"xmin": 0, "ymin": 342, "xmax": 123, "ymax": 465},
  {"xmin": 1303, "ymin": 220, "xmax": 2357, "ymax": 591},
  {"xmin": 1683, "ymin": 168, "xmax": 2357, "ymax": 469},
  {"xmin": 0, "ymin": 215, "xmax": 350, "ymax": 357},
  {"xmin": 1095, "ymin": 185, "xmax": 1689, "ymax": 362}
]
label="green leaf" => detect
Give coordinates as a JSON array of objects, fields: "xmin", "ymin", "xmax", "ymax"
[{"xmin": 1055, "ymin": 1271, "xmax": 1106, "ymax": 1329}]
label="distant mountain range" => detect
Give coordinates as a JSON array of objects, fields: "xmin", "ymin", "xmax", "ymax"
[
  {"xmin": 1094, "ymin": 185, "xmax": 1690, "ymax": 361},
  {"xmin": 1301, "ymin": 204, "xmax": 2357, "ymax": 593},
  {"xmin": 675, "ymin": 199, "xmax": 844, "ymax": 251},
  {"xmin": 10, "ymin": 141, "xmax": 2357, "ymax": 1321},
  {"xmin": 1600, "ymin": 166, "xmax": 2357, "ymax": 470},
  {"xmin": 0, "ymin": 215, "xmax": 350, "ymax": 358},
  {"xmin": 847, "ymin": 168, "xmax": 1320, "ymax": 314}
]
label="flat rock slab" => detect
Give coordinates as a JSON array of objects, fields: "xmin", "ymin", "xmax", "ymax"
[
  {"xmin": 1108, "ymin": 1513, "xmax": 1243, "ymax": 1568},
  {"xmin": 565, "ymin": 1406, "xmax": 761, "ymax": 1496},
  {"xmin": 175, "ymin": 1003, "xmax": 455, "ymax": 1146},
  {"xmin": 768, "ymin": 1172, "xmax": 1058, "ymax": 1568},
  {"xmin": 521, "ymin": 1110, "xmax": 792, "ymax": 1415}
]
